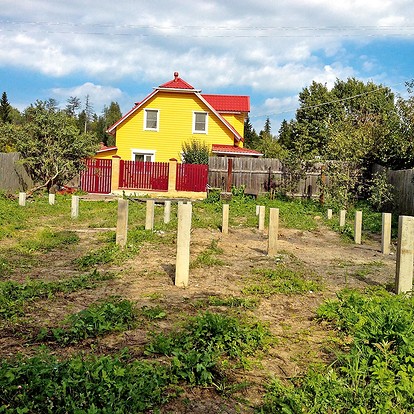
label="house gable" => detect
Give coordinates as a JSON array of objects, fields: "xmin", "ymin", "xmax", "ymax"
[{"xmin": 107, "ymin": 73, "xmax": 251, "ymax": 162}]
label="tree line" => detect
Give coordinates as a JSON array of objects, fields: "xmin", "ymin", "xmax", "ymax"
[
  {"xmin": 245, "ymin": 77, "xmax": 414, "ymax": 170},
  {"xmin": 244, "ymin": 77, "xmax": 414, "ymax": 208},
  {"xmin": 0, "ymin": 93, "xmax": 122, "ymax": 192}
]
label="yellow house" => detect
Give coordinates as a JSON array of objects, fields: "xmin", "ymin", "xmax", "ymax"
[{"xmin": 97, "ymin": 72, "xmax": 262, "ymax": 161}]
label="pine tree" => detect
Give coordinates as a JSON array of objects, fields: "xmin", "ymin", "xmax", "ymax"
[
  {"xmin": 243, "ymin": 115, "xmax": 259, "ymax": 149},
  {"xmin": 0, "ymin": 92, "xmax": 12, "ymax": 124}
]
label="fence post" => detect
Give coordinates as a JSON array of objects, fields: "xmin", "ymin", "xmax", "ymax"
[
  {"xmin": 354, "ymin": 211, "xmax": 362, "ymax": 244},
  {"xmin": 145, "ymin": 200, "xmax": 155, "ymax": 230},
  {"xmin": 164, "ymin": 200, "xmax": 171, "ymax": 224},
  {"xmin": 226, "ymin": 158, "xmax": 233, "ymax": 192},
  {"xmin": 268, "ymin": 208, "xmax": 279, "ymax": 256},
  {"xmin": 395, "ymin": 215, "xmax": 414, "ymax": 294},
  {"xmin": 339, "ymin": 209, "xmax": 346, "ymax": 227},
  {"xmin": 222, "ymin": 204, "xmax": 229, "ymax": 234},
  {"xmin": 116, "ymin": 198, "xmax": 129, "ymax": 248},
  {"xmin": 175, "ymin": 202, "xmax": 192, "ymax": 287},
  {"xmin": 111, "ymin": 156, "xmax": 121, "ymax": 192},
  {"xmin": 168, "ymin": 158, "xmax": 177, "ymax": 192},
  {"xmin": 258, "ymin": 206, "xmax": 265, "ymax": 231},
  {"xmin": 319, "ymin": 165, "xmax": 326, "ymax": 204},
  {"xmin": 71, "ymin": 195, "xmax": 79, "ymax": 219},
  {"xmin": 381, "ymin": 213, "xmax": 392, "ymax": 255},
  {"xmin": 327, "ymin": 209, "xmax": 332, "ymax": 219},
  {"xmin": 18, "ymin": 192, "xmax": 26, "ymax": 206},
  {"xmin": 48, "ymin": 193, "xmax": 55, "ymax": 205}
]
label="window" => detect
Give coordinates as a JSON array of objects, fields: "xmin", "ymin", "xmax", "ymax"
[
  {"xmin": 131, "ymin": 149, "xmax": 155, "ymax": 162},
  {"xmin": 193, "ymin": 111, "xmax": 208, "ymax": 133},
  {"xmin": 144, "ymin": 109, "xmax": 159, "ymax": 131}
]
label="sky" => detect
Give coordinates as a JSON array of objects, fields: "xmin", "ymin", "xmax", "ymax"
[{"xmin": 1, "ymin": 0, "xmax": 414, "ymax": 133}]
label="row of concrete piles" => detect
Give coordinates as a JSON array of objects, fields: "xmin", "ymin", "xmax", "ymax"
[{"xmin": 16, "ymin": 192, "xmax": 414, "ymax": 294}]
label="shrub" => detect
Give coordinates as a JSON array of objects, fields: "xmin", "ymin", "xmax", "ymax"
[{"xmin": 181, "ymin": 139, "xmax": 210, "ymax": 164}]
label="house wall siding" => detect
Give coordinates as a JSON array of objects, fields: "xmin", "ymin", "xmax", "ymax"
[
  {"xmin": 114, "ymin": 91, "xmax": 240, "ymax": 162},
  {"xmin": 95, "ymin": 150, "xmax": 117, "ymax": 159},
  {"xmin": 221, "ymin": 113, "xmax": 245, "ymax": 144}
]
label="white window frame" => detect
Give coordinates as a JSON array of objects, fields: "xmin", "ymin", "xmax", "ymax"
[
  {"xmin": 131, "ymin": 149, "xmax": 156, "ymax": 162},
  {"xmin": 192, "ymin": 111, "xmax": 208, "ymax": 134},
  {"xmin": 144, "ymin": 109, "xmax": 159, "ymax": 131}
]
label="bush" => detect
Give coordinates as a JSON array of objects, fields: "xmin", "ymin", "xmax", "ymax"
[{"xmin": 181, "ymin": 139, "xmax": 210, "ymax": 164}]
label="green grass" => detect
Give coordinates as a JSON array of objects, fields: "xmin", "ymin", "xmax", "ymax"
[
  {"xmin": 146, "ymin": 311, "xmax": 272, "ymax": 385},
  {"xmin": 244, "ymin": 266, "xmax": 323, "ymax": 296},
  {"xmin": 0, "ymin": 350, "xmax": 174, "ymax": 413},
  {"xmin": 206, "ymin": 295, "xmax": 260, "ymax": 309},
  {"xmin": 0, "ymin": 270, "xmax": 114, "ymax": 320},
  {"xmin": 140, "ymin": 305, "xmax": 167, "ymax": 320},
  {"xmin": 0, "ymin": 312, "xmax": 272, "ymax": 413},
  {"xmin": 259, "ymin": 288, "xmax": 414, "ymax": 413},
  {"xmin": 190, "ymin": 238, "xmax": 225, "ymax": 268},
  {"xmin": 36, "ymin": 297, "xmax": 137, "ymax": 345},
  {"xmin": 73, "ymin": 243, "xmax": 138, "ymax": 269},
  {"xmin": 18, "ymin": 229, "xmax": 80, "ymax": 253}
]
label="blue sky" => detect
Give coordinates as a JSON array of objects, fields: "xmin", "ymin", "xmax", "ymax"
[{"xmin": 1, "ymin": 0, "xmax": 414, "ymax": 133}]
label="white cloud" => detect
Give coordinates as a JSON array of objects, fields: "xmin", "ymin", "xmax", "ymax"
[
  {"xmin": 1, "ymin": 0, "xmax": 414, "ymax": 117},
  {"xmin": 51, "ymin": 83, "xmax": 123, "ymax": 113}
]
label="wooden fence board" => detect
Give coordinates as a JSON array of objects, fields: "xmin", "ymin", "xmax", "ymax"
[
  {"xmin": 208, "ymin": 157, "xmax": 322, "ymax": 197},
  {"xmin": 372, "ymin": 164, "xmax": 414, "ymax": 216},
  {"xmin": 0, "ymin": 152, "xmax": 34, "ymax": 192}
]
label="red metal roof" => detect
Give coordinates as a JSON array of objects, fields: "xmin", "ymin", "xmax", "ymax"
[
  {"xmin": 202, "ymin": 94, "xmax": 250, "ymax": 113},
  {"xmin": 97, "ymin": 142, "xmax": 118, "ymax": 153},
  {"xmin": 212, "ymin": 144, "xmax": 262, "ymax": 156},
  {"xmin": 159, "ymin": 72, "xmax": 195, "ymax": 89}
]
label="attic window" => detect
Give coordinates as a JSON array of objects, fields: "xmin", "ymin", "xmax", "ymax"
[
  {"xmin": 193, "ymin": 111, "xmax": 208, "ymax": 134},
  {"xmin": 144, "ymin": 109, "xmax": 159, "ymax": 131}
]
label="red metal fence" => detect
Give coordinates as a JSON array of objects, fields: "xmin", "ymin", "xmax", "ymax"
[
  {"xmin": 119, "ymin": 160, "xmax": 169, "ymax": 191},
  {"xmin": 176, "ymin": 163, "xmax": 208, "ymax": 192},
  {"xmin": 80, "ymin": 158, "xmax": 112, "ymax": 194}
]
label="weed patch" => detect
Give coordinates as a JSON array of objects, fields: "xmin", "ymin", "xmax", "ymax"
[
  {"xmin": 259, "ymin": 288, "xmax": 414, "ymax": 413},
  {"xmin": 146, "ymin": 311, "xmax": 272, "ymax": 386},
  {"xmin": 190, "ymin": 239, "xmax": 225, "ymax": 268},
  {"xmin": 0, "ymin": 350, "xmax": 175, "ymax": 413},
  {"xmin": 37, "ymin": 297, "xmax": 137, "ymax": 345},
  {"xmin": 18, "ymin": 229, "xmax": 80, "ymax": 253},
  {"xmin": 244, "ymin": 266, "xmax": 323, "ymax": 296},
  {"xmin": 73, "ymin": 243, "xmax": 137, "ymax": 269},
  {"xmin": 192, "ymin": 295, "xmax": 259, "ymax": 309},
  {"xmin": 0, "ymin": 270, "xmax": 113, "ymax": 320},
  {"xmin": 140, "ymin": 305, "xmax": 167, "ymax": 320}
]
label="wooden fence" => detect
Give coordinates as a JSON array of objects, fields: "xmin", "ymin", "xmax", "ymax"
[
  {"xmin": 208, "ymin": 157, "xmax": 323, "ymax": 197},
  {"xmin": 373, "ymin": 164, "xmax": 414, "ymax": 215},
  {"xmin": 0, "ymin": 152, "xmax": 34, "ymax": 192}
]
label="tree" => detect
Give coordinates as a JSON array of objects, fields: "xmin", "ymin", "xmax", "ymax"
[
  {"xmin": 0, "ymin": 92, "xmax": 12, "ymax": 124},
  {"xmin": 243, "ymin": 115, "xmax": 259, "ymax": 149},
  {"xmin": 263, "ymin": 117, "xmax": 271, "ymax": 134},
  {"xmin": 65, "ymin": 96, "xmax": 81, "ymax": 117},
  {"xmin": 14, "ymin": 101, "xmax": 97, "ymax": 191},
  {"xmin": 82, "ymin": 94, "xmax": 94, "ymax": 133},
  {"xmin": 181, "ymin": 139, "xmax": 210, "ymax": 164},
  {"xmin": 278, "ymin": 77, "xmax": 400, "ymax": 166},
  {"xmin": 96, "ymin": 102, "xmax": 122, "ymax": 146}
]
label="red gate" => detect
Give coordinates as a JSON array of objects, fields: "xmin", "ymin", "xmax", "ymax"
[
  {"xmin": 80, "ymin": 158, "xmax": 112, "ymax": 194},
  {"xmin": 176, "ymin": 163, "xmax": 208, "ymax": 192},
  {"xmin": 119, "ymin": 160, "xmax": 169, "ymax": 191}
]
